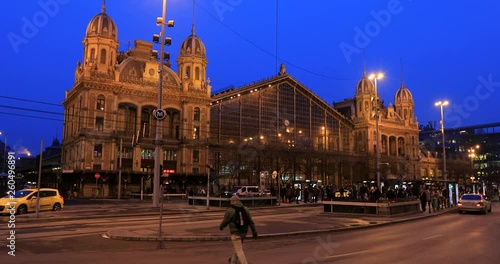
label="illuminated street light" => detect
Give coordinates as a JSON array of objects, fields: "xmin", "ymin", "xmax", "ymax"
[
  {"xmin": 468, "ymin": 145, "xmax": 480, "ymax": 193},
  {"xmin": 435, "ymin": 100, "xmax": 449, "ymax": 181},
  {"xmin": 369, "ymin": 72, "xmax": 384, "ymax": 190}
]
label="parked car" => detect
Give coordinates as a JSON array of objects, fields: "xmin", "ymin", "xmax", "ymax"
[
  {"xmin": 457, "ymin": 193, "xmax": 492, "ymax": 214},
  {"xmin": 0, "ymin": 188, "xmax": 64, "ymax": 215}
]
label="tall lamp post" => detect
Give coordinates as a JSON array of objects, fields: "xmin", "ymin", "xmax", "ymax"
[
  {"xmin": 152, "ymin": 0, "xmax": 173, "ymax": 207},
  {"xmin": 435, "ymin": 101, "xmax": 449, "ymax": 181},
  {"xmin": 468, "ymin": 145, "xmax": 479, "ymax": 192},
  {"xmin": 369, "ymin": 73, "xmax": 384, "ymax": 191},
  {"xmin": 0, "ymin": 132, "xmax": 6, "ymax": 174}
]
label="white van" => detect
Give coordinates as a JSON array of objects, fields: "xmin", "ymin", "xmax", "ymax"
[{"xmin": 232, "ymin": 186, "xmax": 259, "ymax": 197}]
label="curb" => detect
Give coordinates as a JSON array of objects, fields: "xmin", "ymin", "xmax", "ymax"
[{"xmin": 105, "ymin": 208, "xmax": 458, "ymax": 242}]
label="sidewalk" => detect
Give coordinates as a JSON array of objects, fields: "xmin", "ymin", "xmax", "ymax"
[{"xmin": 104, "ymin": 203, "xmax": 458, "ymax": 242}]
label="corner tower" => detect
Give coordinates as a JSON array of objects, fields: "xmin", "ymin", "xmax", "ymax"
[
  {"xmin": 354, "ymin": 70, "xmax": 376, "ymax": 119},
  {"xmin": 81, "ymin": 1, "xmax": 119, "ymax": 75},
  {"xmin": 394, "ymin": 80, "xmax": 415, "ymax": 121},
  {"xmin": 176, "ymin": 24, "xmax": 209, "ymax": 95}
]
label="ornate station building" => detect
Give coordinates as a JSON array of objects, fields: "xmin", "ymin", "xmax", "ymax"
[
  {"xmin": 61, "ymin": 3, "xmax": 468, "ymax": 197},
  {"xmin": 61, "ymin": 3, "xmax": 211, "ymax": 197}
]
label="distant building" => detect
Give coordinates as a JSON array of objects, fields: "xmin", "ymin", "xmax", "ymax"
[
  {"xmin": 11, "ymin": 138, "xmax": 62, "ymax": 190},
  {"xmin": 419, "ymin": 122, "xmax": 500, "ymax": 188}
]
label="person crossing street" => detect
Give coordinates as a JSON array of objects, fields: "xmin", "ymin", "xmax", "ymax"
[{"xmin": 220, "ymin": 195, "xmax": 258, "ymax": 264}]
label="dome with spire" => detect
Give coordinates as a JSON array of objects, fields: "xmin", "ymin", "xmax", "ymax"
[
  {"xmin": 394, "ymin": 81, "xmax": 414, "ymax": 104},
  {"xmin": 356, "ymin": 72, "xmax": 375, "ymax": 95},
  {"xmin": 85, "ymin": 3, "xmax": 118, "ymax": 41},
  {"xmin": 179, "ymin": 26, "xmax": 206, "ymax": 57}
]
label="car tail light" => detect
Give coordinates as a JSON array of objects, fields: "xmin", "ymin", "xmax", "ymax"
[
  {"xmin": 477, "ymin": 202, "xmax": 483, "ymax": 207},
  {"xmin": 60, "ymin": 196, "xmax": 64, "ymax": 202}
]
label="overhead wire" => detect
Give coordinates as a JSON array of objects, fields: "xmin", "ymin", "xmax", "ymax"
[{"xmin": 194, "ymin": 1, "xmax": 354, "ymax": 81}]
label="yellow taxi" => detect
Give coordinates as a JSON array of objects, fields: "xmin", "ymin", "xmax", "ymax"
[{"xmin": 0, "ymin": 188, "xmax": 64, "ymax": 215}]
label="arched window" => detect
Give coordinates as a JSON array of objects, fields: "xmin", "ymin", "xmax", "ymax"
[
  {"xmin": 364, "ymin": 101, "xmax": 369, "ymax": 112},
  {"xmin": 141, "ymin": 109, "xmax": 151, "ymax": 138},
  {"xmin": 193, "ymin": 107, "xmax": 200, "ymax": 121},
  {"xmin": 96, "ymin": 95, "xmax": 105, "ymax": 110},
  {"xmin": 195, "ymin": 67, "xmax": 200, "ymax": 80},
  {"xmin": 100, "ymin": 49, "xmax": 107, "ymax": 64},
  {"xmin": 89, "ymin": 48, "xmax": 96, "ymax": 62},
  {"xmin": 186, "ymin": 66, "xmax": 191, "ymax": 78},
  {"xmin": 110, "ymin": 51, "xmax": 114, "ymax": 65}
]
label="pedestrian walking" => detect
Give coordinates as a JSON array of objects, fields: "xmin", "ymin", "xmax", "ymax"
[
  {"xmin": 220, "ymin": 195, "xmax": 258, "ymax": 264},
  {"xmin": 420, "ymin": 188, "xmax": 427, "ymax": 212}
]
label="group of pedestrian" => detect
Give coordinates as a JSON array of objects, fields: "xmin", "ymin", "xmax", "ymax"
[{"xmin": 419, "ymin": 186, "xmax": 450, "ymax": 213}]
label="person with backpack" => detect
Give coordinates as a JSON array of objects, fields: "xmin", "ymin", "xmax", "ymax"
[{"xmin": 219, "ymin": 195, "xmax": 258, "ymax": 264}]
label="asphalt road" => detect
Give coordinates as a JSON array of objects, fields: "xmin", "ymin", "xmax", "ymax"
[{"xmin": 1, "ymin": 203, "xmax": 498, "ymax": 263}]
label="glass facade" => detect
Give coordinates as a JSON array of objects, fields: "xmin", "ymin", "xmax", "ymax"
[{"xmin": 210, "ymin": 80, "xmax": 354, "ymax": 186}]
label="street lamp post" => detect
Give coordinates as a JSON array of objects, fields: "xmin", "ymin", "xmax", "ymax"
[
  {"xmin": 272, "ymin": 170, "xmax": 280, "ymax": 205},
  {"xmin": 152, "ymin": 0, "xmax": 173, "ymax": 207},
  {"xmin": 468, "ymin": 145, "xmax": 479, "ymax": 193},
  {"xmin": 435, "ymin": 101, "xmax": 449, "ymax": 181},
  {"xmin": 369, "ymin": 73, "xmax": 384, "ymax": 191}
]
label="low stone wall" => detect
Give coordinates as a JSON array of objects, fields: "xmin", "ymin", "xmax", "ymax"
[
  {"xmin": 323, "ymin": 199, "xmax": 421, "ymax": 216},
  {"xmin": 188, "ymin": 196, "xmax": 277, "ymax": 207}
]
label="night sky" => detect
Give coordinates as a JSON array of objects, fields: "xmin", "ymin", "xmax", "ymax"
[{"xmin": 2, "ymin": 0, "xmax": 500, "ymax": 156}]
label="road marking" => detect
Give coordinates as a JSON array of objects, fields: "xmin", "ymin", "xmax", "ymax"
[
  {"xmin": 325, "ymin": 250, "xmax": 371, "ymax": 259},
  {"xmin": 102, "ymin": 233, "xmax": 110, "ymax": 239},
  {"xmin": 422, "ymin": 234, "xmax": 443, "ymax": 240}
]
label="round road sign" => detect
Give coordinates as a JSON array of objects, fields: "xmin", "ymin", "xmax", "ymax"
[{"xmin": 153, "ymin": 109, "xmax": 167, "ymax": 120}]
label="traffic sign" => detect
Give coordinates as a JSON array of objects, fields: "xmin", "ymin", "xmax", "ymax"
[
  {"xmin": 153, "ymin": 109, "xmax": 167, "ymax": 120},
  {"xmin": 94, "ymin": 173, "xmax": 100, "ymax": 179}
]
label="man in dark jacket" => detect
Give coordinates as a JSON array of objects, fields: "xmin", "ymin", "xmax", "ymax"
[{"xmin": 220, "ymin": 195, "xmax": 257, "ymax": 264}]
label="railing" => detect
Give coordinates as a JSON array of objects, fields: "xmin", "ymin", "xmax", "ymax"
[
  {"xmin": 130, "ymin": 193, "xmax": 187, "ymax": 200},
  {"xmin": 187, "ymin": 196, "xmax": 278, "ymax": 207},
  {"xmin": 323, "ymin": 198, "xmax": 420, "ymax": 216}
]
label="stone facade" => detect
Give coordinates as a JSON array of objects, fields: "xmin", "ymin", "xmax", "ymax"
[{"xmin": 61, "ymin": 4, "xmax": 211, "ymax": 197}]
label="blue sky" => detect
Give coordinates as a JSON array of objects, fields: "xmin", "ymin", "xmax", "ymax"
[{"xmin": 2, "ymin": 0, "xmax": 500, "ymax": 156}]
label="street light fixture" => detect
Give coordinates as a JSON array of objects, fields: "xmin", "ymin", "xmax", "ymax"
[
  {"xmin": 468, "ymin": 144, "xmax": 480, "ymax": 192},
  {"xmin": 435, "ymin": 100, "xmax": 449, "ymax": 181},
  {"xmin": 152, "ymin": 0, "xmax": 174, "ymax": 208},
  {"xmin": 368, "ymin": 72, "xmax": 384, "ymax": 191}
]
